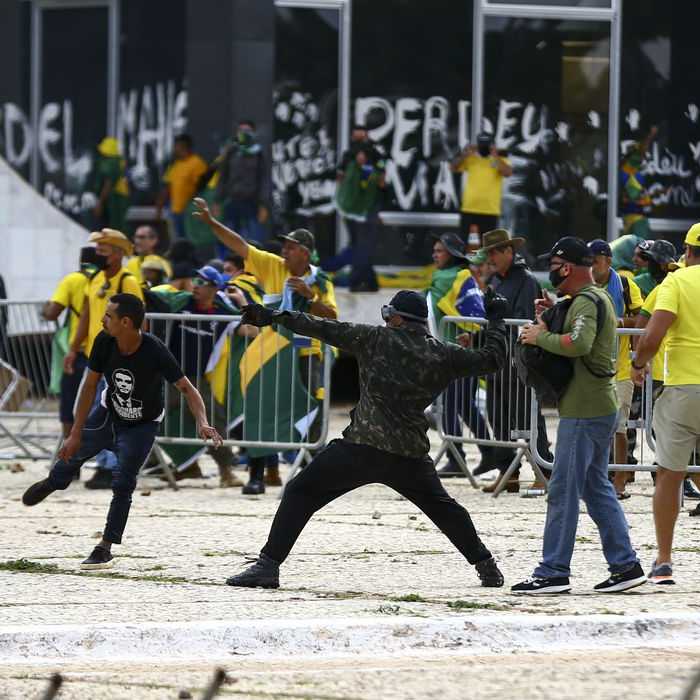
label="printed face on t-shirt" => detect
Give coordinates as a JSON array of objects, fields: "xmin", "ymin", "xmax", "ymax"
[{"xmin": 111, "ymin": 368, "xmax": 143, "ymax": 420}]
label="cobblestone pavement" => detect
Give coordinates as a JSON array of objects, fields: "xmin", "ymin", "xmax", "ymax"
[{"xmin": 1, "ymin": 406, "xmax": 700, "ymax": 698}]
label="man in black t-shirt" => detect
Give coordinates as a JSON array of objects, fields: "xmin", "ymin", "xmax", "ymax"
[{"xmin": 22, "ymin": 294, "xmax": 222, "ymax": 569}]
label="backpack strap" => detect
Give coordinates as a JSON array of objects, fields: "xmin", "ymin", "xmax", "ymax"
[
  {"xmin": 116, "ymin": 271, "xmax": 133, "ymax": 295},
  {"xmin": 620, "ymin": 275, "xmax": 632, "ymax": 314},
  {"xmin": 575, "ymin": 290, "xmax": 616, "ymax": 379}
]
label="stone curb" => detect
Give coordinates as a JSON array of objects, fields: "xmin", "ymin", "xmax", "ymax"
[{"xmin": 2, "ymin": 613, "xmax": 700, "ymax": 664}]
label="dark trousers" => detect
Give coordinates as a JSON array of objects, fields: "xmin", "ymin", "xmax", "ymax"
[
  {"xmin": 48, "ymin": 404, "xmax": 158, "ymax": 543},
  {"xmin": 459, "ymin": 212, "xmax": 498, "ymax": 241},
  {"xmin": 260, "ymin": 440, "xmax": 492, "ymax": 565},
  {"xmin": 443, "ymin": 377, "xmax": 490, "ymax": 457},
  {"xmin": 322, "ymin": 218, "xmax": 378, "ymax": 290},
  {"xmin": 487, "ymin": 369, "xmax": 552, "ymax": 474}
]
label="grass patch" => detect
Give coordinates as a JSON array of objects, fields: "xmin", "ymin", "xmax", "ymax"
[
  {"xmin": 447, "ymin": 599, "xmax": 503, "ymax": 611},
  {"xmin": 0, "ymin": 559, "xmax": 61, "ymax": 574},
  {"xmin": 391, "ymin": 593, "xmax": 426, "ymax": 603}
]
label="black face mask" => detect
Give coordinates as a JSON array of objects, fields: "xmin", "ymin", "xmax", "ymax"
[
  {"xmin": 478, "ymin": 144, "xmax": 490, "ymax": 157},
  {"xmin": 549, "ymin": 265, "xmax": 568, "ymax": 289},
  {"xmin": 647, "ymin": 259, "xmax": 666, "ymax": 283},
  {"xmin": 94, "ymin": 254, "xmax": 110, "ymax": 270}
]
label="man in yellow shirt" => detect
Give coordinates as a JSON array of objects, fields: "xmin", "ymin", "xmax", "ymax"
[
  {"xmin": 192, "ymin": 197, "xmax": 337, "ymax": 491},
  {"xmin": 65, "ymin": 229, "xmax": 144, "ymax": 489},
  {"xmin": 589, "ymin": 239, "xmax": 642, "ymax": 498},
  {"xmin": 126, "ymin": 226, "xmax": 172, "ymax": 285},
  {"xmin": 451, "ymin": 132, "xmax": 512, "ymax": 240},
  {"xmin": 633, "ymin": 223, "xmax": 700, "ymax": 585},
  {"xmin": 42, "ymin": 247, "xmax": 98, "ymax": 438},
  {"xmin": 158, "ymin": 134, "xmax": 208, "ymax": 239}
]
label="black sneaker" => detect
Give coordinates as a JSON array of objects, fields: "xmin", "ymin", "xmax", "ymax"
[
  {"xmin": 226, "ymin": 553, "xmax": 280, "ymax": 588},
  {"xmin": 594, "ymin": 562, "xmax": 647, "ymax": 593},
  {"xmin": 84, "ymin": 468, "xmax": 113, "ymax": 490},
  {"xmin": 475, "ymin": 557, "xmax": 504, "ymax": 587},
  {"xmin": 683, "ymin": 479, "xmax": 700, "ymax": 500},
  {"xmin": 22, "ymin": 478, "xmax": 56, "ymax": 506},
  {"xmin": 81, "ymin": 546, "xmax": 114, "ymax": 570},
  {"xmin": 242, "ymin": 479, "xmax": 265, "ymax": 495},
  {"xmin": 511, "ymin": 576, "xmax": 571, "ymax": 594},
  {"xmin": 690, "ymin": 503, "xmax": 700, "ymax": 517}
]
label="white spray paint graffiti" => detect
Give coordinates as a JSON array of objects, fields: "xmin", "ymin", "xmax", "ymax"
[{"xmin": 0, "ymin": 80, "xmax": 187, "ymax": 215}]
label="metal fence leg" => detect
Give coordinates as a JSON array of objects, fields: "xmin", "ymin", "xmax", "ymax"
[
  {"xmin": 144, "ymin": 444, "xmax": 179, "ymax": 491},
  {"xmin": 445, "ymin": 440, "xmax": 479, "ymax": 488},
  {"xmin": 279, "ymin": 448, "xmax": 310, "ymax": 499},
  {"xmin": 432, "ymin": 439, "xmax": 449, "ymax": 467},
  {"xmin": 491, "ymin": 447, "xmax": 525, "ymax": 498}
]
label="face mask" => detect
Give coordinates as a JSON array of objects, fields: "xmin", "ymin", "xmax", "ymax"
[
  {"xmin": 238, "ymin": 130, "xmax": 254, "ymax": 145},
  {"xmin": 478, "ymin": 144, "xmax": 490, "ymax": 157},
  {"xmin": 548, "ymin": 265, "xmax": 568, "ymax": 288},
  {"xmin": 94, "ymin": 254, "xmax": 109, "ymax": 270}
]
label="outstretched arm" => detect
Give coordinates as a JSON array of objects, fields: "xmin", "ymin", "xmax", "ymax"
[
  {"xmin": 241, "ymin": 305, "xmax": 373, "ymax": 355},
  {"xmin": 174, "ymin": 376, "xmax": 223, "ymax": 446},
  {"xmin": 447, "ymin": 323, "xmax": 507, "ymax": 379}
]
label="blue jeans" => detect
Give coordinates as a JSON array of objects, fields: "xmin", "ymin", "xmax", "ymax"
[
  {"xmin": 534, "ymin": 413, "xmax": 639, "ymax": 578},
  {"xmin": 48, "ymin": 404, "xmax": 159, "ymax": 544}
]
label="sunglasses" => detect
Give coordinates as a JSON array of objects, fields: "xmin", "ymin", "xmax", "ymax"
[{"xmin": 192, "ymin": 277, "xmax": 213, "ymax": 287}]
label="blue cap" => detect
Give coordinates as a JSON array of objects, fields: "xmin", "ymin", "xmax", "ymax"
[
  {"xmin": 588, "ymin": 239, "xmax": 612, "ymax": 258},
  {"xmin": 194, "ymin": 265, "xmax": 224, "ymax": 289}
]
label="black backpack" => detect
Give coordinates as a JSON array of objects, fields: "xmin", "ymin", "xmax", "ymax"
[{"xmin": 514, "ymin": 291, "xmax": 615, "ymax": 404}]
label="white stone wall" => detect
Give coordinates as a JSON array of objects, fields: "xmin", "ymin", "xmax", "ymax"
[{"xmin": 0, "ymin": 156, "xmax": 88, "ymax": 301}]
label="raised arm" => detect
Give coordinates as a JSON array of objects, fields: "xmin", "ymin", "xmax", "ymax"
[{"xmin": 193, "ymin": 197, "xmax": 249, "ymax": 259}]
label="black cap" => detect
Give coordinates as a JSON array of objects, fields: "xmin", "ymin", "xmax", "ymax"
[
  {"xmin": 388, "ymin": 290, "xmax": 428, "ymax": 322},
  {"xmin": 544, "ymin": 237, "xmax": 593, "ymax": 266},
  {"xmin": 278, "ymin": 228, "xmax": 315, "ymax": 252},
  {"xmin": 172, "ymin": 261, "xmax": 196, "ymax": 280},
  {"xmin": 436, "ymin": 232, "xmax": 469, "ymax": 260},
  {"xmin": 640, "ymin": 239, "xmax": 677, "ymax": 266},
  {"xmin": 588, "ymin": 239, "xmax": 612, "ymax": 258}
]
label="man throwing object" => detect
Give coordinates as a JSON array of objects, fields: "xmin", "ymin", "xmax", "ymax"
[
  {"xmin": 23, "ymin": 294, "xmax": 222, "ymax": 569},
  {"xmin": 225, "ymin": 288, "xmax": 509, "ymax": 589}
]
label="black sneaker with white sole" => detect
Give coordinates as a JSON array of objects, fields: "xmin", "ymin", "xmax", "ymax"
[
  {"xmin": 594, "ymin": 562, "xmax": 647, "ymax": 593},
  {"xmin": 81, "ymin": 546, "xmax": 114, "ymax": 570},
  {"xmin": 511, "ymin": 576, "xmax": 571, "ymax": 594}
]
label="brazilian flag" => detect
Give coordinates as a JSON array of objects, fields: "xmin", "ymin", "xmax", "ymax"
[{"xmin": 427, "ymin": 266, "xmax": 484, "ymax": 341}]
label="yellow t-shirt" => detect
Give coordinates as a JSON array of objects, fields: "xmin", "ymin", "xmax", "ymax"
[
  {"xmin": 86, "ymin": 269, "xmax": 144, "ymax": 356},
  {"xmin": 163, "ymin": 154, "xmax": 208, "ymax": 214},
  {"xmin": 50, "ymin": 271, "xmax": 90, "ymax": 351},
  {"xmin": 457, "ymin": 154, "xmax": 510, "ymax": 216},
  {"xmin": 609, "ymin": 276, "xmax": 642, "ymax": 381},
  {"xmin": 640, "ymin": 285, "xmax": 665, "ymax": 382},
  {"xmin": 126, "ymin": 255, "xmax": 173, "ymax": 285},
  {"xmin": 653, "ymin": 264, "xmax": 700, "ymax": 385},
  {"xmin": 245, "ymin": 245, "xmax": 337, "ymax": 357}
]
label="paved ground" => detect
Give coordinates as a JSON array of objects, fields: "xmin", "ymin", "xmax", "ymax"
[
  {"xmin": 1, "ymin": 406, "xmax": 700, "ymax": 698},
  {"xmin": 3, "ymin": 649, "xmax": 700, "ymax": 700}
]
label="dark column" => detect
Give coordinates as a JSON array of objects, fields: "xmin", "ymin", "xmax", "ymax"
[{"xmin": 185, "ymin": 0, "xmax": 274, "ymax": 161}]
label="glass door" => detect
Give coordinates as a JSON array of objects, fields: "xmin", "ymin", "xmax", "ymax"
[
  {"xmin": 473, "ymin": 1, "xmax": 620, "ymax": 255},
  {"xmin": 272, "ymin": 0, "xmax": 350, "ymax": 259}
]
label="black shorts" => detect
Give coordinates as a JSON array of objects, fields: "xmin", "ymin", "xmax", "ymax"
[
  {"xmin": 459, "ymin": 213, "xmax": 499, "ymax": 241},
  {"xmin": 59, "ymin": 352, "xmax": 88, "ymax": 424}
]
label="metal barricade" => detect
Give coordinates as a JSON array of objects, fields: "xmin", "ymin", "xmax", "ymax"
[
  {"xmin": 147, "ymin": 312, "xmax": 332, "ymax": 487},
  {"xmin": 0, "ymin": 300, "xmax": 60, "ymax": 461},
  {"xmin": 434, "ymin": 315, "xmax": 550, "ymax": 494},
  {"xmin": 0, "ymin": 303, "xmax": 332, "ymax": 490}
]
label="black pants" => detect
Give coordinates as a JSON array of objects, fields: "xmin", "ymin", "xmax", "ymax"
[
  {"xmin": 48, "ymin": 404, "xmax": 158, "ymax": 543},
  {"xmin": 460, "ymin": 212, "xmax": 499, "ymax": 241},
  {"xmin": 260, "ymin": 440, "xmax": 492, "ymax": 565}
]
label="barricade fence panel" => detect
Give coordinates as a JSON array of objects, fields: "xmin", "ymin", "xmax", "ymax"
[
  {"xmin": 0, "ymin": 302, "xmax": 332, "ymax": 463},
  {"xmin": 436, "ymin": 316, "xmax": 700, "ymax": 477}
]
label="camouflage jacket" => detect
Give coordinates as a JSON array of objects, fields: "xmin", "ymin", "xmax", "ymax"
[{"xmin": 276, "ymin": 313, "xmax": 507, "ymax": 458}]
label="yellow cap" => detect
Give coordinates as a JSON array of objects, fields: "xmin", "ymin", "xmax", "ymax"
[
  {"xmin": 140, "ymin": 255, "xmax": 168, "ymax": 273},
  {"xmin": 88, "ymin": 228, "xmax": 133, "ymax": 256},
  {"xmin": 97, "ymin": 137, "xmax": 121, "ymax": 158},
  {"xmin": 684, "ymin": 223, "xmax": 700, "ymax": 247}
]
